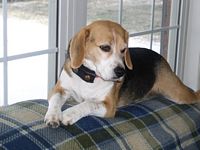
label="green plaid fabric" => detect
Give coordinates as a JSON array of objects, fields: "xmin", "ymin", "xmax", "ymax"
[{"xmin": 0, "ymin": 96, "xmax": 200, "ymax": 150}]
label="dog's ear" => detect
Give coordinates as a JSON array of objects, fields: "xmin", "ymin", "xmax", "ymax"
[
  {"xmin": 124, "ymin": 31, "xmax": 133, "ymax": 70},
  {"xmin": 125, "ymin": 48, "xmax": 133, "ymax": 70},
  {"xmin": 69, "ymin": 28, "xmax": 90, "ymax": 69}
]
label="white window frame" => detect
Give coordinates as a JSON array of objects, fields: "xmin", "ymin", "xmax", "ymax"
[
  {"xmin": 1, "ymin": 0, "xmax": 58, "ymax": 105},
  {"xmin": 175, "ymin": 0, "xmax": 190, "ymax": 80},
  {"xmin": 57, "ymin": 0, "xmax": 87, "ymax": 77},
  {"xmin": 181, "ymin": 0, "xmax": 200, "ymax": 90}
]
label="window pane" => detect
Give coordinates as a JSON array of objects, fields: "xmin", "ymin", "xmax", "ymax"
[
  {"xmin": 122, "ymin": 0, "xmax": 152, "ymax": 33},
  {"xmin": 155, "ymin": 0, "xmax": 180, "ymax": 28},
  {"xmin": 152, "ymin": 32, "xmax": 161, "ymax": 54},
  {"xmin": 0, "ymin": 63, "xmax": 3, "ymax": 106},
  {"xmin": 7, "ymin": 0, "xmax": 48, "ymax": 56},
  {"xmin": 154, "ymin": 0, "xmax": 163, "ymax": 28},
  {"xmin": 129, "ymin": 35, "xmax": 151, "ymax": 49},
  {"xmin": 0, "ymin": 1, "xmax": 3, "ymax": 58},
  {"xmin": 87, "ymin": 0, "xmax": 119, "ymax": 24},
  {"xmin": 8, "ymin": 55, "xmax": 48, "ymax": 104}
]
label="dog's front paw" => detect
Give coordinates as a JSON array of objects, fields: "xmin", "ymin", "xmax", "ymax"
[
  {"xmin": 44, "ymin": 108, "xmax": 62, "ymax": 128},
  {"xmin": 62, "ymin": 108, "xmax": 82, "ymax": 126}
]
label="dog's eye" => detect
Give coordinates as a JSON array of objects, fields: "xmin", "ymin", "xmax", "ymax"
[
  {"xmin": 121, "ymin": 48, "xmax": 126, "ymax": 54},
  {"xmin": 99, "ymin": 45, "xmax": 111, "ymax": 52}
]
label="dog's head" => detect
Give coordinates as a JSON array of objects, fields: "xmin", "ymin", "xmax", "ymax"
[{"xmin": 69, "ymin": 20, "xmax": 133, "ymax": 81}]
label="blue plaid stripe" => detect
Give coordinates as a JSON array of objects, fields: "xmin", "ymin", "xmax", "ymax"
[
  {"xmin": 0, "ymin": 115, "xmax": 52, "ymax": 150},
  {"xmin": 0, "ymin": 96, "xmax": 200, "ymax": 150}
]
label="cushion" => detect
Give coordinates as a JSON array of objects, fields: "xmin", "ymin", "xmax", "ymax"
[{"xmin": 0, "ymin": 96, "xmax": 200, "ymax": 149}]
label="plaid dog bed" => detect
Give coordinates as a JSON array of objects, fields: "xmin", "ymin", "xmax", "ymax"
[{"xmin": 0, "ymin": 96, "xmax": 200, "ymax": 150}]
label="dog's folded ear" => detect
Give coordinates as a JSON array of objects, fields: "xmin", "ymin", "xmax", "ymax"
[
  {"xmin": 125, "ymin": 48, "xmax": 133, "ymax": 70},
  {"xmin": 69, "ymin": 28, "xmax": 90, "ymax": 69},
  {"xmin": 124, "ymin": 31, "xmax": 133, "ymax": 70}
]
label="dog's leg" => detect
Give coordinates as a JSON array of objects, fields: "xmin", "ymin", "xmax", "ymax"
[
  {"xmin": 152, "ymin": 60, "xmax": 200, "ymax": 104},
  {"xmin": 44, "ymin": 81, "xmax": 70, "ymax": 128},
  {"xmin": 62, "ymin": 94, "xmax": 117, "ymax": 125},
  {"xmin": 62, "ymin": 101, "xmax": 108, "ymax": 125}
]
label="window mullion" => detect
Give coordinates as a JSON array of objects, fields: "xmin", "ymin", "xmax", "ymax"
[
  {"xmin": 48, "ymin": 0, "xmax": 58, "ymax": 92},
  {"xmin": 129, "ymin": 25, "xmax": 179, "ymax": 37},
  {"xmin": 150, "ymin": 0, "xmax": 155, "ymax": 49},
  {"xmin": 175, "ymin": 0, "xmax": 190, "ymax": 79},
  {"xmin": 118, "ymin": 0, "xmax": 123, "ymax": 24},
  {"xmin": 3, "ymin": 0, "xmax": 8, "ymax": 106}
]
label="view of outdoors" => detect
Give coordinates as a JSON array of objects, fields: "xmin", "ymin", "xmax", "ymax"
[
  {"xmin": 87, "ymin": 0, "xmax": 164, "ymax": 52},
  {"xmin": 0, "ymin": 0, "xmax": 49, "ymax": 104},
  {"xmin": 6, "ymin": 0, "xmax": 48, "ymax": 55},
  {"xmin": 7, "ymin": 55, "xmax": 48, "ymax": 103}
]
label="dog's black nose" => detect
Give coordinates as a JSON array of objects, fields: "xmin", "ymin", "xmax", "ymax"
[{"xmin": 114, "ymin": 66, "xmax": 125, "ymax": 78}]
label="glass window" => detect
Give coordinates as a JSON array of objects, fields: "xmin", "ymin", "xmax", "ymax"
[
  {"xmin": 122, "ymin": 0, "xmax": 152, "ymax": 33},
  {"xmin": 87, "ymin": 0, "xmax": 119, "ymax": 24},
  {"xmin": 7, "ymin": 0, "xmax": 49, "ymax": 56},
  {"xmin": 152, "ymin": 32, "xmax": 161, "ymax": 53},
  {"xmin": 129, "ymin": 35, "xmax": 151, "ymax": 49},
  {"xmin": 87, "ymin": 0, "xmax": 180, "ymax": 62},
  {"xmin": 8, "ymin": 55, "xmax": 48, "ymax": 105},
  {"xmin": 1, "ymin": 0, "xmax": 57, "ymax": 105},
  {"xmin": 0, "ymin": 63, "xmax": 3, "ymax": 106},
  {"xmin": 154, "ymin": 0, "xmax": 163, "ymax": 28},
  {"xmin": 154, "ymin": 0, "xmax": 180, "ymax": 28}
]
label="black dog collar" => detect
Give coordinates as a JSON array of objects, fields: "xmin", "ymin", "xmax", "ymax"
[{"xmin": 72, "ymin": 65, "xmax": 97, "ymax": 83}]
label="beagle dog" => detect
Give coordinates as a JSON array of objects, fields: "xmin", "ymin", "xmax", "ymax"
[{"xmin": 44, "ymin": 20, "xmax": 200, "ymax": 128}]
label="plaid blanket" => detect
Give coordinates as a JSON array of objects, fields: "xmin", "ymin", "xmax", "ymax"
[{"xmin": 0, "ymin": 96, "xmax": 200, "ymax": 150}]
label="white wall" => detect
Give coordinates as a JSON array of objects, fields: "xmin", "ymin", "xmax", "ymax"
[{"xmin": 183, "ymin": 0, "xmax": 200, "ymax": 90}]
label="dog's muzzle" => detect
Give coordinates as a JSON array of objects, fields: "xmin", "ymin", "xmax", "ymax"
[{"xmin": 114, "ymin": 66, "xmax": 125, "ymax": 78}]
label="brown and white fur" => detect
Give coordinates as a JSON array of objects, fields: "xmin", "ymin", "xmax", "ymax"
[{"xmin": 44, "ymin": 20, "xmax": 200, "ymax": 128}]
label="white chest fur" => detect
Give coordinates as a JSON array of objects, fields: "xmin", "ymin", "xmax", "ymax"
[{"xmin": 60, "ymin": 70, "xmax": 114, "ymax": 102}]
